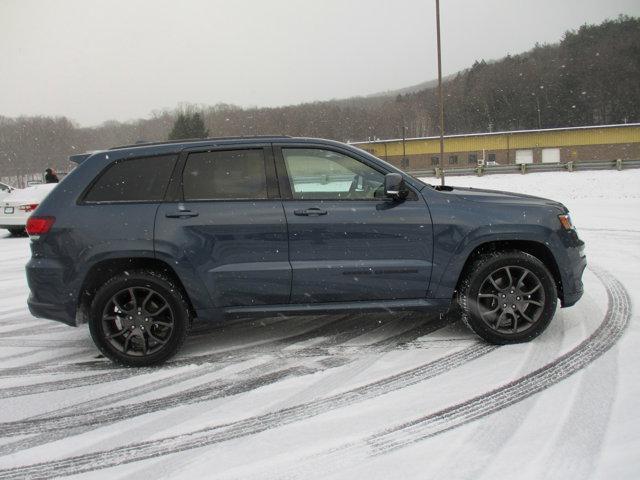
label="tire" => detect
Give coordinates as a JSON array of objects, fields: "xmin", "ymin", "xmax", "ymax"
[
  {"xmin": 8, "ymin": 228, "xmax": 26, "ymax": 236},
  {"xmin": 457, "ymin": 250, "xmax": 557, "ymax": 344},
  {"xmin": 89, "ymin": 270, "xmax": 190, "ymax": 367}
]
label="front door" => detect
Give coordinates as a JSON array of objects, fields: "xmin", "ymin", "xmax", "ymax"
[
  {"xmin": 155, "ymin": 146, "xmax": 290, "ymax": 308},
  {"xmin": 275, "ymin": 145, "xmax": 433, "ymax": 303}
]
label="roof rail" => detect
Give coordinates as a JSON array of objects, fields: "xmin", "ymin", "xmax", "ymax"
[{"xmin": 109, "ymin": 135, "xmax": 292, "ymax": 150}]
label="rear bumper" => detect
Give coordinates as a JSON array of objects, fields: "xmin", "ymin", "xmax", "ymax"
[
  {"xmin": 0, "ymin": 222, "xmax": 26, "ymax": 229},
  {"xmin": 26, "ymin": 257, "xmax": 78, "ymax": 326},
  {"xmin": 27, "ymin": 294, "xmax": 77, "ymax": 326},
  {"xmin": 0, "ymin": 214, "xmax": 28, "ymax": 228}
]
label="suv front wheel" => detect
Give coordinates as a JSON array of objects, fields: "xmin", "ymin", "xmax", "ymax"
[
  {"xmin": 89, "ymin": 270, "xmax": 190, "ymax": 367},
  {"xmin": 457, "ymin": 250, "xmax": 558, "ymax": 344}
]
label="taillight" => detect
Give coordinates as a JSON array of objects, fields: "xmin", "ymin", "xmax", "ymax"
[
  {"xmin": 19, "ymin": 204, "xmax": 39, "ymax": 213},
  {"xmin": 26, "ymin": 216, "xmax": 56, "ymax": 236}
]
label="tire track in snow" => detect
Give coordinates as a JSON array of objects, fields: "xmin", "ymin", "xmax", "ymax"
[
  {"xmin": 0, "ymin": 315, "xmax": 347, "ymax": 398},
  {"xmin": 425, "ymin": 299, "xmax": 570, "ymax": 480},
  {"xmin": 0, "ymin": 312, "xmax": 401, "ymax": 400},
  {"xmin": 0, "ymin": 308, "xmax": 36, "ymax": 325},
  {"xmin": 22, "ymin": 313, "xmax": 375, "ymax": 414},
  {"xmin": 0, "ymin": 313, "xmax": 443, "ymax": 433},
  {"xmin": 0, "ymin": 338, "xmax": 80, "ymax": 348},
  {"xmin": 5, "ymin": 271, "xmax": 624, "ymax": 479},
  {"xmin": 0, "ymin": 341, "xmax": 494, "ymax": 477},
  {"xmin": 0, "ymin": 314, "xmax": 347, "ymax": 381},
  {"xmin": 366, "ymin": 267, "xmax": 629, "ymax": 455},
  {"xmin": 0, "ymin": 350, "xmax": 95, "ymax": 380},
  {"xmin": 0, "ymin": 322, "xmax": 66, "ymax": 338},
  {"xmin": 263, "ymin": 267, "xmax": 629, "ymax": 480},
  {"xmin": 0, "ymin": 309, "xmax": 443, "ymax": 380},
  {"xmin": 138, "ymin": 315, "xmax": 459, "ymax": 479},
  {"xmin": 0, "ymin": 347, "xmax": 51, "ymax": 363},
  {"xmin": 0, "ymin": 311, "xmax": 446, "ymax": 400},
  {"xmin": 445, "ymin": 286, "xmax": 607, "ymax": 480},
  {"xmin": 0, "ymin": 306, "xmax": 28, "ymax": 316},
  {"xmin": 426, "ymin": 276, "xmax": 606, "ymax": 480},
  {"xmin": 532, "ymin": 333, "xmax": 618, "ymax": 479},
  {"xmin": 0, "ymin": 313, "xmax": 446, "ymax": 455}
]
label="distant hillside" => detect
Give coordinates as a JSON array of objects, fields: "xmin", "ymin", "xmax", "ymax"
[
  {"xmin": 1, "ymin": 15, "xmax": 638, "ymax": 178},
  {"xmin": 366, "ymin": 74, "xmax": 456, "ymax": 98},
  {"xmin": 367, "ymin": 78, "xmax": 439, "ymax": 97}
]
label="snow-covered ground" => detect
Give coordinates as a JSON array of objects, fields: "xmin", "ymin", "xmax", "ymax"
[{"xmin": 0, "ymin": 169, "xmax": 637, "ymax": 479}]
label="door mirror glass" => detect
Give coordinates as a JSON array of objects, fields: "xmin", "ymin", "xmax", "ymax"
[{"xmin": 384, "ymin": 173, "xmax": 407, "ymax": 200}]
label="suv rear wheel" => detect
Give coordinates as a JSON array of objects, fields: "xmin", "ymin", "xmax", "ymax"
[
  {"xmin": 457, "ymin": 250, "xmax": 557, "ymax": 344},
  {"xmin": 89, "ymin": 270, "xmax": 190, "ymax": 367}
]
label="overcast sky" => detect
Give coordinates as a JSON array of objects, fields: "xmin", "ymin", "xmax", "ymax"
[{"xmin": 1, "ymin": 0, "xmax": 638, "ymax": 126}]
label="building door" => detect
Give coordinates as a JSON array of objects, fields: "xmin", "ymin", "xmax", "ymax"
[
  {"xmin": 542, "ymin": 148, "xmax": 560, "ymax": 163},
  {"xmin": 515, "ymin": 149, "xmax": 534, "ymax": 164}
]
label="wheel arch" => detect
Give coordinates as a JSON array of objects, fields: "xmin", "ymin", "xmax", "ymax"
[
  {"xmin": 76, "ymin": 257, "xmax": 196, "ymax": 325},
  {"xmin": 455, "ymin": 240, "xmax": 563, "ymax": 302}
]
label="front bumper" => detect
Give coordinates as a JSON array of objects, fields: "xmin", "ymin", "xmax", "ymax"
[{"xmin": 559, "ymin": 237, "xmax": 587, "ymax": 308}]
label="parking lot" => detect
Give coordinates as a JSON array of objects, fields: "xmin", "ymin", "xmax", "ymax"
[{"xmin": 0, "ymin": 170, "xmax": 638, "ymax": 479}]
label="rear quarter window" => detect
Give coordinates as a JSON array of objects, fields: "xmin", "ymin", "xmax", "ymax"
[{"xmin": 84, "ymin": 155, "xmax": 177, "ymax": 203}]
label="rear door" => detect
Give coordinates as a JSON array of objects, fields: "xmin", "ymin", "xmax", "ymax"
[
  {"xmin": 274, "ymin": 144, "xmax": 433, "ymax": 303},
  {"xmin": 154, "ymin": 145, "xmax": 290, "ymax": 308}
]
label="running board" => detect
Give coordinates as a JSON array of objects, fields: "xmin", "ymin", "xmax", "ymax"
[{"xmin": 223, "ymin": 298, "xmax": 450, "ymax": 318}]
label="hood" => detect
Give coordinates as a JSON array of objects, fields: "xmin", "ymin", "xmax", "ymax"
[{"xmin": 434, "ymin": 185, "xmax": 567, "ymax": 212}]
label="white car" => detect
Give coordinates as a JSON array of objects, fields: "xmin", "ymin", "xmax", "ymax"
[
  {"xmin": 0, "ymin": 183, "xmax": 58, "ymax": 236},
  {"xmin": 0, "ymin": 182, "xmax": 14, "ymax": 202}
]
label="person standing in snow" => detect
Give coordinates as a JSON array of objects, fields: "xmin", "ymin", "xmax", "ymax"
[{"xmin": 44, "ymin": 168, "xmax": 59, "ymax": 183}]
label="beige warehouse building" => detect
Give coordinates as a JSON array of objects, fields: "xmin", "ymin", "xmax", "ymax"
[{"xmin": 352, "ymin": 123, "xmax": 640, "ymax": 171}]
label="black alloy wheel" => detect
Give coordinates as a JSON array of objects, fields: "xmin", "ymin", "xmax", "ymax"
[
  {"xmin": 101, "ymin": 286, "xmax": 175, "ymax": 356},
  {"xmin": 477, "ymin": 266, "xmax": 545, "ymax": 334},
  {"xmin": 457, "ymin": 250, "xmax": 557, "ymax": 344},
  {"xmin": 89, "ymin": 270, "xmax": 190, "ymax": 366}
]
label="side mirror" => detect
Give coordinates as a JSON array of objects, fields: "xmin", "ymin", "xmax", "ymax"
[{"xmin": 384, "ymin": 173, "xmax": 407, "ymax": 200}]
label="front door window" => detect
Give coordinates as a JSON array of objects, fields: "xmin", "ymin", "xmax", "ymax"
[{"xmin": 282, "ymin": 148, "xmax": 385, "ymax": 200}]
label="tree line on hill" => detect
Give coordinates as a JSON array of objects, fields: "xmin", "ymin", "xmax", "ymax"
[{"xmin": 1, "ymin": 15, "xmax": 638, "ymax": 181}]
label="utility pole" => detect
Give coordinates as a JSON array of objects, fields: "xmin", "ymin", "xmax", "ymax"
[
  {"xmin": 402, "ymin": 119, "xmax": 406, "ymax": 159},
  {"xmin": 435, "ymin": 0, "xmax": 445, "ymax": 186}
]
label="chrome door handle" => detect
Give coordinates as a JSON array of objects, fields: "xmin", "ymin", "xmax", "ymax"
[
  {"xmin": 294, "ymin": 208, "xmax": 328, "ymax": 216},
  {"xmin": 165, "ymin": 210, "xmax": 199, "ymax": 218}
]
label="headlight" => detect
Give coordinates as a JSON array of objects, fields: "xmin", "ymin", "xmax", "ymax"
[{"xmin": 558, "ymin": 214, "xmax": 574, "ymax": 230}]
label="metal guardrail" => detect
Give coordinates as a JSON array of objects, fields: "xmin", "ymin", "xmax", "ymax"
[{"xmin": 407, "ymin": 159, "xmax": 640, "ymax": 178}]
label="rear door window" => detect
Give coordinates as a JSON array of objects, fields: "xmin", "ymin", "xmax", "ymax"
[
  {"xmin": 84, "ymin": 155, "xmax": 177, "ymax": 202},
  {"xmin": 182, "ymin": 149, "xmax": 267, "ymax": 200}
]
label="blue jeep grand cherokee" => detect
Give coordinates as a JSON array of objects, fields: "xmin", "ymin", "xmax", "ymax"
[{"xmin": 25, "ymin": 137, "xmax": 586, "ymax": 366}]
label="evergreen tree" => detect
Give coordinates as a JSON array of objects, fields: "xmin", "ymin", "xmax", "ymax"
[
  {"xmin": 168, "ymin": 112, "xmax": 208, "ymax": 140},
  {"xmin": 186, "ymin": 112, "xmax": 209, "ymax": 138},
  {"xmin": 167, "ymin": 113, "xmax": 188, "ymax": 140}
]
